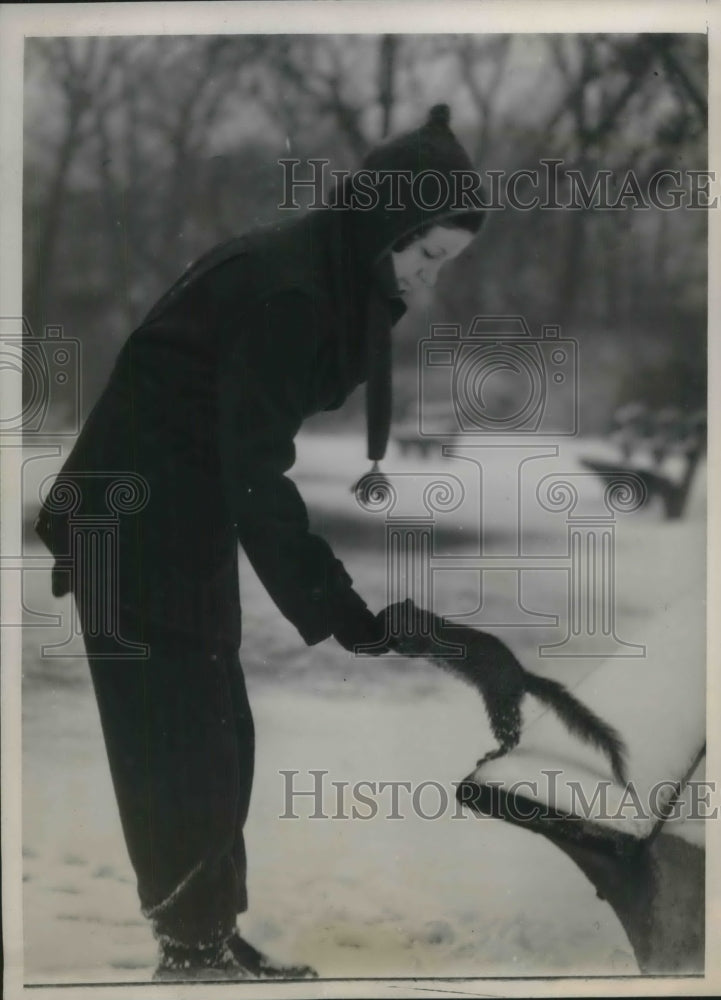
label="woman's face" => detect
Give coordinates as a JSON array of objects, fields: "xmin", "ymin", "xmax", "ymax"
[{"xmin": 391, "ymin": 225, "xmax": 474, "ymax": 299}]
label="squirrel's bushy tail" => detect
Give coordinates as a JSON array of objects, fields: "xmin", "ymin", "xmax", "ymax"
[{"xmin": 523, "ymin": 672, "xmax": 628, "ymax": 786}]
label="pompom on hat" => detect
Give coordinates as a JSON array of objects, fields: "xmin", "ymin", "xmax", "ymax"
[{"xmin": 428, "ymin": 103, "xmax": 451, "ymax": 125}]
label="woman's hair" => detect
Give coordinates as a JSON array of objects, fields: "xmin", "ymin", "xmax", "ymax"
[{"xmin": 391, "ymin": 211, "xmax": 484, "ymax": 253}]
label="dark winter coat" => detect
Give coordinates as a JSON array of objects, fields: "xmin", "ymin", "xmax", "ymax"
[
  {"xmin": 34, "ymin": 205, "xmax": 407, "ymax": 647},
  {"xmin": 35, "ymin": 104, "xmax": 483, "ymax": 649}
]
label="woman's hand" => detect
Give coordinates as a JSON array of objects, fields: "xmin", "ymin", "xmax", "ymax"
[{"xmin": 332, "ymin": 601, "xmax": 392, "ymax": 655}]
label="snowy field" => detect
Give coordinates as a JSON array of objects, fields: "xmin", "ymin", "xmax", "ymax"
[{"xmin": 19, "ymin": 431, "xmax": 706, "ymax": 983}]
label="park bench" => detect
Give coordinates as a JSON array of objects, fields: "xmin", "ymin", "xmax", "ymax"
[
  {"xmin": 455, "ymin": 588, "xmax": 706, "ymax": 974},
  {"xmin": 394, "ymin": 424, "xmax": 443, "ymax": 458},
  {"xmin": 392, "ymin": 400, "xmax": 456, "ymax": 459},
  {"xmin": 581, "ymin": 404, "xmax": 707, "ymax": 520}
]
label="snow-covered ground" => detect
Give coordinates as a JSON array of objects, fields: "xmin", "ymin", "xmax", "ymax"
[{"xmin": 20, "ymin": 431, "xmax": 706, "ymax": 983}]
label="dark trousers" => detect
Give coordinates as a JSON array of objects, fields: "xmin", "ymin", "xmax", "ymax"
[{"xmin": 75, "ymin": 588, "xmax": 255, "ymax": 948}]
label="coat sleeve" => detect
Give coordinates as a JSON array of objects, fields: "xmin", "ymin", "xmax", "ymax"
[{"xmin": 215, "ymin": 289, "xmax": 375, "ymax": 646}]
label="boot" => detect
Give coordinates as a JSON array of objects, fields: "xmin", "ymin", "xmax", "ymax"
[
  {"xmin": 153, "ymin": 934, "xmax": 248, "ymax": 982},
  {"xmin": 225, "ymin": 930, "xmax": 318, "ymax": 979},
  {"xmin": 153, "ymin": 930, "xmax": 318, "ymax": 982}
]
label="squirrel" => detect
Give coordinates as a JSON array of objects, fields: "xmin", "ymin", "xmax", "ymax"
[{"xmin": 377, "ymin": 599, "xmax": 628, "ymax": 786}]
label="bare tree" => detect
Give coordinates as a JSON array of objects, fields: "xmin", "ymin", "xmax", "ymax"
[
  {"xmin": 644, "ymin": 34, "xmax": 706, "ymax": 124},
  {"xmin": 378, "ymin": 34, "xmax": 399, "ymax": 139},
  {"xmin": 25, "ymin": 38, "xmax": 109, "ymax": 333},
  {"xmin": 456, "ymin": 35, "xmax": 513, "ymax": 161},
  {"xmin": 544, "ymin": 35, "xmax": 659, "ymax": 323},
  {"xmin": 253, "ymin": 35, "xmax": 406, "ymax": 161}
]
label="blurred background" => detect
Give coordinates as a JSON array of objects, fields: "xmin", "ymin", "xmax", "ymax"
[{"xmin": 23, "ymin": 32, "xmax": 707, "ymax": 434}]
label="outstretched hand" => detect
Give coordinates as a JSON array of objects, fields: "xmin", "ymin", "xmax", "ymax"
[
  {"xmin": 332, "ymin": 602, "xmax": 393, "ymax": 655},
  {"xmin": 335, "ymin": 597, "xmax": 441, "ymax": 656}
]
